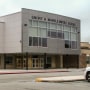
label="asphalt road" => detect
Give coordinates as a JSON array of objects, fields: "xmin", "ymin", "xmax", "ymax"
[{"xmin": 0, "ymin": 69, "xmax": 90, "ymax": 90}]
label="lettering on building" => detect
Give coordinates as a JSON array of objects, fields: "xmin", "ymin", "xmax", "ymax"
[{"xmin": 31, "ymin": 16, "xmax": 76, "ymax": 27}]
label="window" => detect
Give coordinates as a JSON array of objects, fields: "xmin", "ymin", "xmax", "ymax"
[
  {"xmin": 29, "ymin": 27, "xmax": 38, "ymax": 37},
  {"xmin": 71, "ymin": 33, "xmax": 77, "ymax": 41},
  {"xmin": 51, "ymin": 31, "xmax": 57, "ymax": 38},
  {"xmin": 64, "ymin": 26, "xmax": 71, "ymax": 32},
  {"xmin": 5, "ymin": 56, "xmax": 13, "ymax": 64},
  {"xmin": 48, "ymin": 31, "xmax": 51, "ymax": 37},
  {"xmin": 46, "ymin": 57, "xmax": 51, "ymax": 64},
  {"xmin": 29, "ymin": 37, "xmax": 47, "ymax": 47},
  {"xmin": 71, "ymin": 41, "xmax": 77, "ymax": 49},
  {"xmin": 71, "ymin": 27, "xmax": 77, "ymax": 32},
  {"xmin": 39, "ymin": 37, "xmax": 41, "ymax": 46},
  {"xmin": 42, "ymin": 38, "xmax": 47, "ymax": 47},
  {"xmin": 39, "ymin": 21, "xmax": 47, "ymax": 28},
  {"xmin": 57, "ymin": 24, "xmax": 62, "ymax": 30},
  {"xmin": 58, "ymin": 31, "xmax": 64, "ymax": 39},
  {"xmin": 33, "ymin": 37, "xmax": 38, "ymax": 46},
  {"xmin": 46, "ymin": 57, "xmax": 51, "ymax": 68},
  {"xmin": 38, "ymin": 28, "xmax": 47, "ymax": 37},
  {"xmin": 29, "ymin": 37, "xmax": 33, "ymax": 46},
  {"xmin": 50, "ymin": 23, "xmax": 56, "ymax": 29},
  {"xmin": 29, "ymin": 20, "xmax": 79, "ymax": 49},
  {"xmin": 64, "ymin": 31, "xmax": 70, "ymax": 40},
  {"xmin": 40, "ymin": 28, "xmax": 47, "ymax": 37},
  {"xmin": 32, "ymin": 20, "xmax": 38, "ymax": 27},
  {"xmin": 65, "ymin": 40, "xmax": 71, "ymax": 48}
]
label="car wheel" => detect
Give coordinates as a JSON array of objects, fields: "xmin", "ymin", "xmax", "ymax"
[{"xmin": 86, "ymin": 72, "xmax": 90, "ymax": 82}]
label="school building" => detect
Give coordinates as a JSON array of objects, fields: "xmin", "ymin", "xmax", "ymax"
[{"xmin": 0, "ymin": 8, "xmax": 80, "ymax": 69}]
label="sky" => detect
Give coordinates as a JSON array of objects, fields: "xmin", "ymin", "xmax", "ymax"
[{"xmin": 0, "ymin": 0, "xmax": 90, "ymax": 42}]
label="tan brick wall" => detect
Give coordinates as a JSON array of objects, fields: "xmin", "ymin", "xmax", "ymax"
[{"xmin": 79, "ymin": 54, "xmax": 87, "ymax": 68}]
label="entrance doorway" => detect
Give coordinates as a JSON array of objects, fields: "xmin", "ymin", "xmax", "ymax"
[
  {"xmin": 16, "ymin": 56, "xmax": 27, "ymax": 69},
  {"xmin": 32, "ymin": 58, "xmax": 44, "ymax": 68}
]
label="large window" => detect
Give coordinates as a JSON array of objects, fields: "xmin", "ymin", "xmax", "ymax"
[
  {"xmin": 71, "ymin": 41, "xmax": 77, "ymax": 49},
  {"xmin": 39, "ymin": 21, "xmax": 47, "ymax": 28},
  {"xmin": 33, "ymin": 37, "xmax": 38, "ymax": 46},
  {"xmin": 39, "ymin": 37, "xmax": 41, "ymax": 46},
  {"xmin": 71, "ymin": 33, "xmax": 77, "ymax": 41},
  {"xmin": 58, "ymin": 31, "xmax": 64, "ymax": 38},
  {"xmin": 40, "ymin": 28, "xmax": 47, "ymax": 37},
  {"xmin": 29, "ymin": 37, "xmax": 33, "ymax": 46},
  {"xmin": 48, "ymin": 30, "xmax": 51, "ymax": 37},
  {"xmin": 63, "ymin": 26, "xmax": 78, "ymax": 49},
  {"xmin": 42, "ymin": 38, "xmax": 47, "ymax": 47},
  {"xmin": 51, "ymin": 31, "xmax": 57, "ymax": 38},
  {"xmin": 64, "ymin": 26, "xmax": 71, "ymax": 32},
  {"xmin": 29, "ymin": 20, "xmax": 79, "ymax": 49},
  {"xmin": 29, "ymin": 27, "xmax": 38, "ymax": 37},
  {"xmin": 5, "ymin": 56, "xmax": 13, "ymax": 64},
  {"xmin": 71, "ymin": 27, "xmax": 77, "ymax": 33},
  {"xmin": 29, "ymin": 37, "xmax": 47, "ymax": 47},
  {"xmin": 65, "ymin": 40, "xmax": 71, "ymax": 48},
  {"xmin": 48, "ymin": 23, "xmax": 56, "ymax": 29},
  {"xmin": 32, "ymin": 20, "xmax": 38, "ymax": 27},
  {"xmin": 64, "ymin": 31, "xmax": 70, "ymax": 40},
  {"xmin": 71, "ymin": 27, "xmax": 77, "ymax": 49},
  {"xmin": 57, "ymin": 24, "xmax": 62, "ymax": 30}
]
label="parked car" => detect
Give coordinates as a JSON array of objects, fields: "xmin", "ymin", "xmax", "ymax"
[{"xmin": 85, "ymin": 67, "xmax": 90, "ymax": 82}]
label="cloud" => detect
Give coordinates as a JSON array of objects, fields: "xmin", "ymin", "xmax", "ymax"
[{"xmin": 0, "ymin": 0, "xmax": 90, "ymax": 42}]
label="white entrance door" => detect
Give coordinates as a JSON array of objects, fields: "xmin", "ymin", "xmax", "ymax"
[{"xmin": 32, "ymin": 58, "xmax": 44, "ymax": 68}]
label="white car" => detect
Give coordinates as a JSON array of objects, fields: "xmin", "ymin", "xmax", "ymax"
[{"xmin": 85, "ymin": 67, "xmax": 90, "ymax": 82}]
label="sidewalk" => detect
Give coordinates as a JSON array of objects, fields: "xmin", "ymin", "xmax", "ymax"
[
  {"xmin": 36, "ymin": 75, "xmax": 85, "ymax": 82},
  {"xmin": 0, "ymin": 69, "xmax": 69, "ymax": 74}
]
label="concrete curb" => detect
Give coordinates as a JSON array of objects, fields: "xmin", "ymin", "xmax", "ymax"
[
  {"xmin": 35, "ymin": 75, "xmax": 85, "ymax": 82},
  {"xmin": 0, "ymin": 70, "xmax": 69, "ymax": 75}
]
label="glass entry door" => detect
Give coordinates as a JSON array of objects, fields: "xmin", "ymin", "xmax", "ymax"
[
  {"xmin": 32, "ymin": 58, "xmax": 44, "ymax": 68},
  {"xmin": 16, "ymin": 56, "xmax": 27, "ymax": 69}
]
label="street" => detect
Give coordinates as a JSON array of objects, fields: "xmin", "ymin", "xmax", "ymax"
[{"xmin": 0, "ymin": 69, "xmax": 90, "ymax": 90}]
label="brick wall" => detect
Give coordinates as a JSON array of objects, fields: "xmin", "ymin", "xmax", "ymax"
[{"xmin": 79, "ymin": 54, "xmax": 87, "ymax": 68}]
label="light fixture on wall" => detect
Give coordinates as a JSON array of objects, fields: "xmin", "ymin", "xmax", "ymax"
[{"xmin": 24, "ymin": 24, "xmax": 27, "ymax": 26}]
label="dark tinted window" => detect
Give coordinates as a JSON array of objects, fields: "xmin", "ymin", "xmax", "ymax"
[
  {"xmin": 29, "ymin": 37, "xmax": 47, "ymax": 47},
  {"xmin": 65, "ymin": 40, "xmax": 71, "ymax": 48},
  {"xmin": 39, "ymin": 37, "xmax": 41, "ymax": 46},
  {"xmin": 42, "ymin": 38, "xmax": 47, "ymax": 47},
  {"xmin": 47, "ymin": 57, "xmax": 51, "ymax": 64},
  {"xmin": 29, "ymin": 37, "xmax": 33, "ymax": 46},
  {"xmin": 5, "ymin": 56, "xmax": 13, "ymax": 64},
  {"xmin": 58, "ymin": 31, "xmax": 63, "ymax": 38},
  {"xmin": 51, "ymin": 31, "xmax": 57, "ymax": 38},
  {"xmin": 48, "ymin": 31, "xmax": 51, "ymax": 37},
  {"xmin": 33, "ymin": 37, "xmax": 38, "ymax": 46}
]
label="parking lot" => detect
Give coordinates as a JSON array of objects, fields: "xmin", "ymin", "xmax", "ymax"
[
  {"xmin": 0, "ymin": 78, "xmax": 89, "ymax": 90},
  {"xmin": 0, "ymin": 69, "xmax": 90, "ymax": 90}
]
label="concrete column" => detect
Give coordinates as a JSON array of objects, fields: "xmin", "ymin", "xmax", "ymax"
[
  {"xmin": 60, "ymin": 55, "xmax": 63, "ymax": 68},
  {"xmin": 28, "ymin": 55, "xmax": 32, "ymax": 69},
  {"xmin": 26, "ymin": 52, "xmax": 28, "ymax": 70}
]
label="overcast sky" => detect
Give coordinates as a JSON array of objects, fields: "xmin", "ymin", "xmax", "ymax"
[{"xmin": 0, "ymin": 0, "xmax": 90, "ymax": 42}]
